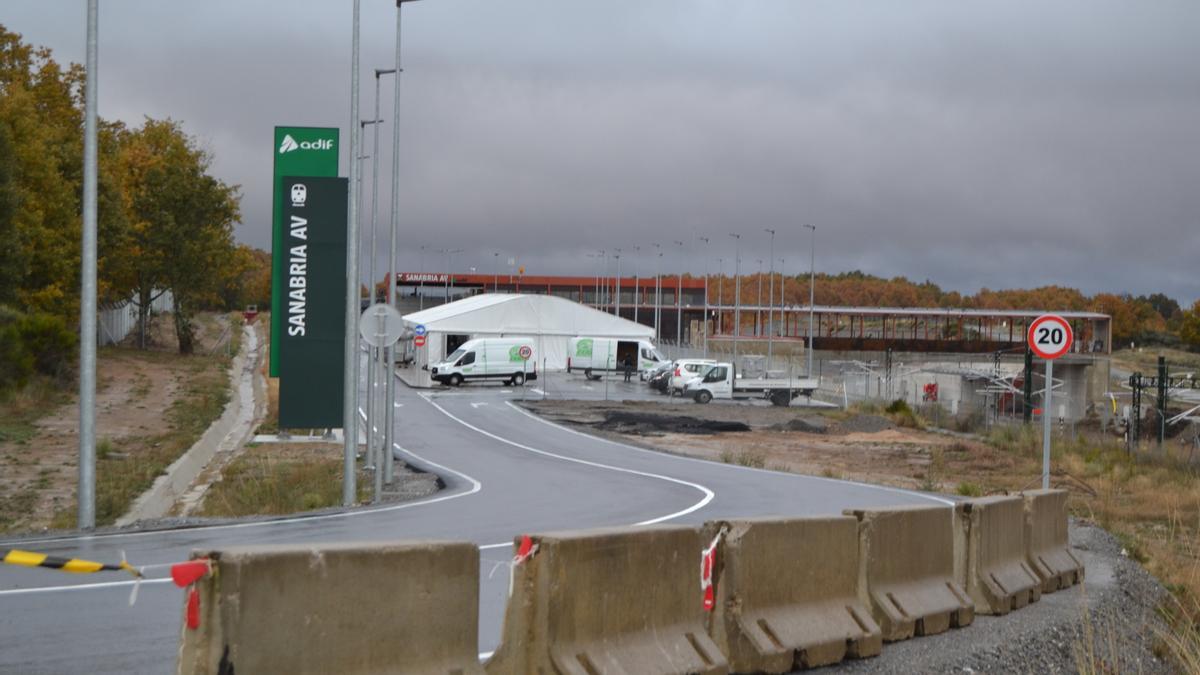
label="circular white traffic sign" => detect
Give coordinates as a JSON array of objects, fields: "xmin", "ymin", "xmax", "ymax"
[
  {"xmin": 413, "ymin": 324, "xmax": 427, "ymax": 337},
  {"xmin": 358, "ymin": 303, "xmax": 405, "ymax": 347},
  {"xmin": 1028, "ymin": 314, "xmax": 1073, "ymax": 360},
  {"xmin": 517, "ymin": 345, "xmax": 532, "ymax": 361}
]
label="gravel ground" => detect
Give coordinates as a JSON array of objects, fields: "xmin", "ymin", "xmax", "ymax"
[
  {"xmin": 834, "ymin": 521, "xmax": 1170, "ymax": 674},
  {"xmin": 524, "ymin": 400, "xmax": 1175, "ymax": 674}
]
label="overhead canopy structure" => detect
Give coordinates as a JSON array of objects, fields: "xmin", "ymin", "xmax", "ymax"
[{"xmin": 401, "ymin": 293, "xmax": 653, "ymax": 379}]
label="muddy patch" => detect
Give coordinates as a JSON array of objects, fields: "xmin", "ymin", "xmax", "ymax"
[{"xmin": 594, "ymin": 411, "xmax": 750, "ymax": 435}]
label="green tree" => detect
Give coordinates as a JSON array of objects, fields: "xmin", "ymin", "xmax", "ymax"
[
  {"xmin": 115, "ymin": 119, "xmax": 240, "ymax": 353},
  {"xmin": 1181, "ymin": 300, "xmax": 1200, "ymax": 352}
]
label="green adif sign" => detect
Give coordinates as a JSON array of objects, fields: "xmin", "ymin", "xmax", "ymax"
[
  {"xmin": 278, "ymin": 177, "xmax": 348, "ymax": 428},
  {"xmin": 271, "ymin": 126, "xmax": 339, "ymax": 377}
]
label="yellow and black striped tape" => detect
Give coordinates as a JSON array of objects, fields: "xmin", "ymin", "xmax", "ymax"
[{"xmin": 2, "ymin": 549, "xmax": 140, "ymax": 577}]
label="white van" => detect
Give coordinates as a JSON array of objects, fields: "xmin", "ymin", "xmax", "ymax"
[
  {"xmin": 430, "ymin": 337, "xmax": 538, "ymax": 387},
  {"xmin": 566, "ymin": 337, "xmax": 666, "ymax": 379}
]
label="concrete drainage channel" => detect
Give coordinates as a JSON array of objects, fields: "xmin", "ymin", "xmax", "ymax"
[
  {"xmin": 117, "ymin": 324, "xmax": 264, "ymax": 525},
  {"xmin": 174, "ymin": 490, "xmax": 1116, "ymax": 674}
]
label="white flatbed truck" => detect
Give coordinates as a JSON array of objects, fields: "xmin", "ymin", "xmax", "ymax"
[{"xmin": 683, "ymin": 362, "xmax": 819, "ymax": 406}]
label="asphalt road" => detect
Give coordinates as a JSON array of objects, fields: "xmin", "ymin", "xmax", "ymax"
[{"xmin": 0, "ymin": 369, "xmax": 950, "ymax": 674}]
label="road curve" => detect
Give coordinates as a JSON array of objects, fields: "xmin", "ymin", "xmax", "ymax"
[{"xmin": 0, "ymin": 374, "xmax": 950, "ymax": 673}]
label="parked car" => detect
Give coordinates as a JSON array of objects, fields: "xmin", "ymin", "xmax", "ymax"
[
  {"xmin": 430, "ymin": 337, "xmax": 538, "ymax": 386},
  {"xmin": 668, "ymin": 359, "xmax": 717, "ymax": 396},
  {"xmin": 646, "ymin": 362, "xmax": 674, "ymax": 394}
]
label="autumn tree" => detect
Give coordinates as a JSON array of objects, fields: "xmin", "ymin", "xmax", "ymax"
[
  {"xmin": 114, "ymin": 119, "xmax": 240, "ymax": 353},
  {"xmin": 1181, "ymin": 300, "xmax": 1200, "ymax": 352}
]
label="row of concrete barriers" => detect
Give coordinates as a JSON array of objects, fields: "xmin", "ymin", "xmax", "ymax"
[{"xmin": 175, "ymin": 489, "xmax": 1083, "ymax": 674}]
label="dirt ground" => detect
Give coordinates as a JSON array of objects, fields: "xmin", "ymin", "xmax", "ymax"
[
  {"xmin": 525, "ymin": 400, "xmax": 1025, "ymax": 495},
  {"xmin": 0, "ymin": 313, "xmax": 233, "ymax": 533}
]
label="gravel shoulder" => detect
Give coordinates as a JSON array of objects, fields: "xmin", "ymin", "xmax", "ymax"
[{"xmin": 524, "ymin": 398, "xmax": 1174, "ymax": 674}]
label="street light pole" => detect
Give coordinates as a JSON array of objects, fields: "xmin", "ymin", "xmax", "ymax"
[
  {"xmin": 674, "ymin": 240, "xmax": 684, "ymax": 347},
  {"xmin": 765, "ymin": 228, "xmax": 775, "ymax": 368},
  {"xmin": 698, "ymin": 237, "xmax": 709, "ymax": 358},
  {"xmin": 342, "ymin": 0, "xmax": 363, "ymax": 506},
  {"xmin": 493, "ymin": 251, "xmax": 499, "ymax": 292},
  {"xmin": 442, "ymin": 248, "xmax": 462, "ymax": 302},
  {"xmin": 805, "ymin": 224, "xmax": 816, "ymax": 377},
  {"xmin": 632, "ymin": 245, "xmax": 640, "ymax": 325},
  {"xmin": 756, "ymin": 258, "xmax": 763, "ymax": 337},
  {"xmin": 417, "ymin": 244, "xmax": 427, "ymax": 310},
  {"xmin": 730, "ymin": 233, "xmax": 741, "ymax": 366},
  {"xmin": 717, "ymin": 257, "xmax": 724, "ymax": 340},
  {"xmin": 613, "ymin": 248, "xmax": 622, "ymax": 317},
  {"xmin": 653, "ymin": 244, "xmax": 663, "ymax": 342},
  {"xmin": 78, "ymin": 0, "xmax": 99, "ymax": 528}
]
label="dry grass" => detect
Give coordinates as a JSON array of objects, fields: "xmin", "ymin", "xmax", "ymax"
[
  {"xmin": 198, "ymin": 445, "xmax": 367, "ymax": 516},
  {"xmin": 969, "ymin": 423, "xmax": 1200, "ymax": 672}
]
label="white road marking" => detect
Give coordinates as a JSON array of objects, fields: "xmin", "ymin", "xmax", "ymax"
[
  {"xmin": 422, "ymin": 395, "xmax": 714, "ymax": 526},
  {"xmin": 0, "ymin": 411, "xmax": 485, "ymax": 552},
  {"xmin": 506, "ymin": 401, "xmax": 956, "ymax": 507},
  {"xmin": 0, "ymin": 577, "xmax": 173, "ymax": 597},
  {"xmin": 470, "ymin": 402, "xmax": 489, "ymax": 409},
  {"xmin": 530, "ymin": 388, "xmax": 545, "ymax": 395}
]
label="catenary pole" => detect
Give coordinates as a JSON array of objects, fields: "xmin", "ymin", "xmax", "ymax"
[
  {"xmin": 78, "ymin": 0, "xmax": 99, "ymax": 529},
  {"xmin": 342, "ymin": 0, "xmax": 363, "ymax": 505}
]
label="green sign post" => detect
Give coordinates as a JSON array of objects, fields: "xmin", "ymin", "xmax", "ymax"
[
  {"xmin": 271, "ymin": 126, "xmax": 339, "ymax": 376},
  {"xmin": 278, "ymin": 177, "xmax": 348, "ymax": 428}
]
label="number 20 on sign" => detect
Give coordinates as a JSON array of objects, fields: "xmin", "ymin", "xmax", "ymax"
[{"xmin": 1028, "ymin": 314, "xmax": 1073, "ymax": 489}]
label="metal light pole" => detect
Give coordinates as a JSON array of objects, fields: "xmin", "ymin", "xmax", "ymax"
[
  {"xmin": 698, "ymin": 237, "xmax": 710, "ymax": 358},
  {"xmin": 342, "ymin": 0, "xmax": 363, "ymax": 506},
  {"xmin": 385, "ymin": 0, "xmax": 420, "ymax": 487},
  {"xmin": 730, "ymin": 233, "xmax": 741, "ymax": 366},
  {"xmin": 613, "ymin": 249, "xmax": 622, "ymax": 317},
  {"xmin": 417, "ymin": 244, "xmax": 427, "ymax": 310},
  {"xmin": 756, "ymin": 259, "xmax": 763, "ymax": 336},
  {"xmin": 674, "ymin": 240, "xmax": 684, "ymax": 347},
  {"xmin": 493, "ymin": 251, "xmax": 499, "ymax": 291},
  {"xmin": 656, "ymin": 249, "xmax": 664, "ymax": 343},
  {"xmin": 805, "ymin": 224, "xmax": 816, "ymax": 377},
  {"xmin": 778, "ymin": 257, "xmax": 785, "ymax": 339},
  {"xmin": 78, "ymin": 0, "xmax": 99, "ymax": 528},
  {"xmin": 365, "ymin": 106, "xmax": 386, "ymax": 493},
  {"xmin": 716, "ymin": 257, "xmax": 724, "ymax": 341},
  {"xmin": 632, "ymin": 245, "xmax": 640, "ymax": 325},
  {"xmin": 765, "ymin": 228, "xmax": 775, "ymax": 367},
  {"xmin": 442, "ymin": 248, "xmax": 462, "ymax": 302}
]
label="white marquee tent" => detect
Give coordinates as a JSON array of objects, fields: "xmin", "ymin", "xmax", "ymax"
[{"xmin": 401, "ymin": 293, "xmax": 653, "ymax": 375}]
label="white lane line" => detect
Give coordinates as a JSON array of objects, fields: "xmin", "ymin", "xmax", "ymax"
[
  {"xmin": 2, "ymin": 414, "xmax": 484, "ymax": 550},
  {"xmin": 421, "ymin": 394, "xmax": 714, "ymax": 526},
  {"xmin": 0, "ymin": 577, "xmax": 173, "ymax": 597},
  {"xmin": 506, "ymin": 401, "xmax": 956, "ymax": 507},
  {"xmin": 529, "ymin": 388, "xmax": 545, "ymax": 396}
]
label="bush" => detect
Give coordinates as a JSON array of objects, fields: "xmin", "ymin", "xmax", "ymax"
[
  {"xmin": 0, "ymin": 308, "xmax": 77, "ymax": 390},
  {"xmin": 885, "ymin": 399, "xmax": 912, "ymax": 415},
  {"xmin": 18, "ymin": 312, "xmax": 76, "ymax": 381}
]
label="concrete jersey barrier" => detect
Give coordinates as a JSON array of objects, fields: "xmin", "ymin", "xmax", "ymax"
[
  {"xmin": 848, "ymin": 505, "xmax": 974, "ymax": 642},
  {"xmin": 1023, "ymin": 489, "xmax": 1085, "ymax": 592},
  {"xmin": 176, "ymin": 540, "xmax": 482, "ymax": 675},
  {"xmin": 956, "ymin": 496, "xmax": 1041, "ymax": 615},
  {"xmin": 704, "ymin": 517, "xmax": 881, "ymax": 672},
  {"xmin": 485, "ymin": 525, "xmax": 728, "ymax": 675}
]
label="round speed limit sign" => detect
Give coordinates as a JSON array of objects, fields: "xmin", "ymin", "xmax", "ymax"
[
  {"xmin": 517, "ymin": 345, "xmax": 532, "ymax": 361},
  {"xmin": 1028, "ymin": 314, "xmax": 1073, "ymax": 360}
]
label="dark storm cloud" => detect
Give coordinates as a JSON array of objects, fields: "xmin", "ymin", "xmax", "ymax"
[{"xmin": 3, "ymin": 0, "xmax": 1197, "ymax": 302}]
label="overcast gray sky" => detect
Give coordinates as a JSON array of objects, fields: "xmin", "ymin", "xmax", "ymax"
[{"xmin": 4, "ymin": 1, "xmax": 1198, "ymax": 303}]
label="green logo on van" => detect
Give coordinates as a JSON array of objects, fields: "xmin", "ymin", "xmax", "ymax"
[
  {"xmin": 508, "ymin": 346, "xmax": 523, "ymax": 362},
  {"xmin": 576, "ymin": 339, "xmax": 593, "ymax": 358}
]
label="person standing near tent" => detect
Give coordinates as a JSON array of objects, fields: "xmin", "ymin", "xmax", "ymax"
[{"xmin": 623, "ymin": 355, "xmax": 634, "ymax": 382}]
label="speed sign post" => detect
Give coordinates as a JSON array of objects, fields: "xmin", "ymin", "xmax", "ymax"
[{"xmin": 1028, "ymin": 314, "xmax": 1073, "ymax": 489}]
